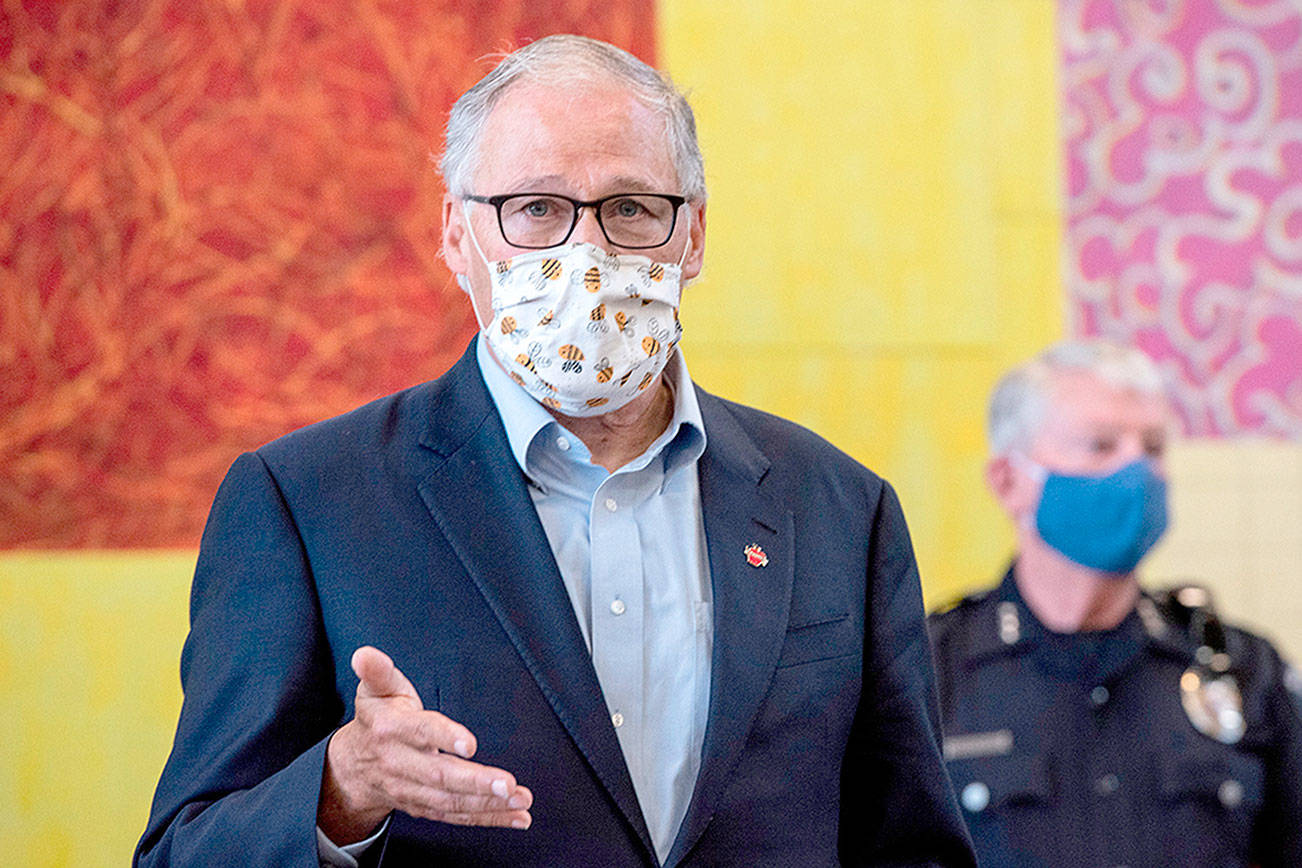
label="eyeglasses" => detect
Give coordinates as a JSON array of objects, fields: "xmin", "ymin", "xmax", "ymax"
[{"xmin": 463, "ymin": 192, "xmax": 687, "ymax": 249}]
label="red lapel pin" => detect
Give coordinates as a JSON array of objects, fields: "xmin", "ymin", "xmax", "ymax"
[{"xmin": 744, "ymin": 543, "xmax": 768, "ymax": 568}]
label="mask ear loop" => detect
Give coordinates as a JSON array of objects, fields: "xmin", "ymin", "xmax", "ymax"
[
  {"xmin": 1007, "ymin": 450, "xmax": 1048, "ymax": 532},
  {"xmin": 675, "ymin": 205, "xmax": 693, "ymax": 270},
  {"xmin": 457, "ymin": 201, "xmax": 493, "ymax": 332}
]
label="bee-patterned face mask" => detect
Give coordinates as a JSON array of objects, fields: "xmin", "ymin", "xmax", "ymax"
[{"xmin": 459, "ymin": 204, "xmax": 688, "ymax": 417}]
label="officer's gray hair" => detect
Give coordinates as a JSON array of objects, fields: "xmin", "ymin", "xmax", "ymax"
[
  {"xmin": 440, "ymin": 34, "xmax": 706, "ymax": 202},
  {"xmin": 988, "ymin": 339, "xmax": 1167, "ymax": 457}
]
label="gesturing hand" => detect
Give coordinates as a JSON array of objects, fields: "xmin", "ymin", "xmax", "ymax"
[{"xmin": 318, "ymin": 646, "xmax": 533, "ymax": 843}]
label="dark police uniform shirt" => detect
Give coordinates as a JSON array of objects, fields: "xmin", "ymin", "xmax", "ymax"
[{"xmin": 927, "ymin": 567, "xmax": 1302, "ymax": 868}]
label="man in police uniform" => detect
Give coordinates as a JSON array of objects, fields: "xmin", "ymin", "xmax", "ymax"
[{"xmin": 928, "ymin": 340, "xmax": 1302, "ymax": 867}]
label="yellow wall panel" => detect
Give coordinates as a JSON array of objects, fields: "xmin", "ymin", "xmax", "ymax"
[
  {"xmin": 0, "ymin": 553, "xmax": 192, "ymax": 866},
  {"xmin": 661, "ymin": 0, "xmax": 1064, "ymax": 605}
]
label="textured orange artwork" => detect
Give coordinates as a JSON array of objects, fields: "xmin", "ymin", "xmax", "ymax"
[{"xmin": 0, "ymin": 0, "xmax": 655, "ymax": 548}]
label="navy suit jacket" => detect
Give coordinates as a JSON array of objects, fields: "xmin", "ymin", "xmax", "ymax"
[{"xmin": 136, "ymin": 341, "xmax": 975, "ymax": 867}]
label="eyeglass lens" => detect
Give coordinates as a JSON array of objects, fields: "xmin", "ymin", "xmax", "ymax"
[{"xmin": 497, "ymin": 195, "xmax": 678, "ymax": 248}]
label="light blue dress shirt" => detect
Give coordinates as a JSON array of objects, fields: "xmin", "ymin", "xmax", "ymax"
[{"xmin": 476, "ymin": 336, "xmax": 713, "ymax": 862}]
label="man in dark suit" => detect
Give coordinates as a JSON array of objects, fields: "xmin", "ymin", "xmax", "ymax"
[{"xmin": 136, "ymin": 34, "xmax": 974, "ymax": 867}]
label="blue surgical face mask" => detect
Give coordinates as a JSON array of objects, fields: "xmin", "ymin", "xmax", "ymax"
[{"xmin": 1017, "ymin": 455, "xmax": 1169, "ymax": 575}]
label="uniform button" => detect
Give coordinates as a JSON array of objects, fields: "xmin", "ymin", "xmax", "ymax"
[
  {"xmin": 960, "ymin": 781, "xmax": 990, "ymax": 813},
  {"xmin": 1095, "ymin": 773, "xmax": 1120, "ymax": 796},
  {"xmin": 604, "ymin": 497, "xmax": 618, "ymax": 512},
  {"xmin": 1090, "ymin": 685, "xmax": 1110, "ymax": 707},
  {"xmin": 610, "ymin": 599, "xmax": 626, "ymax": 616},
  {"xmin": 611, "ymin": 712, "xmax": 624, "ymax": 728},
  {"xmin": 1218, "ymin": 779, "xmax": 1243, "ymax": 809},
  {"xmin": 556, "ymin": 436, "xmax": 570, "ymax": 452}
]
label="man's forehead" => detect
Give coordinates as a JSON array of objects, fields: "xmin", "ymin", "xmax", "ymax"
[
  {"xmin": 1043, "ymin": 370, "xmax": 1170, "ymax": 432},
  {"xmin": 471, "ymin": 78, "xmax": 677, "ymax": 192}
]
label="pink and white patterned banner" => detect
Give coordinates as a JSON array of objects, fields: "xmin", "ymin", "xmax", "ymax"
[{"xmin": 1062, "ymin": 0, "xmax": 1302, "ymax": 437}]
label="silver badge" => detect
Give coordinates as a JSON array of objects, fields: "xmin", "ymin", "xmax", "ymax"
[{"xmin": 1180, "ymin": 665, "xmax": 1245, "ymax": 745}]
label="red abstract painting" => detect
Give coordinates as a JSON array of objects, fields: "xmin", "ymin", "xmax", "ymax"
[{"xmin": 0, "ymin": 0, "xmax": 655, "ymax": 547}]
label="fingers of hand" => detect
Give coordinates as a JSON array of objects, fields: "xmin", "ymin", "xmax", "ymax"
[
  {"xmin": 350, "ymin": 705, "xmax": 531, "ymax": 828},
  {"xmin": 359, "ymin": 706, "xmax": 477, "ymax": 760},
  {"xmin": 352, "ymin": 646, "xmax": 422, "ymax": 705},
  {"xmin": 381, "ymin": 752, "xmax": 534, "ymax": 829}
]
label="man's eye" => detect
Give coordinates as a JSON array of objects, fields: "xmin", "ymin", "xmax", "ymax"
[
  {"xmin": 522, "ymin": 200, "xmax": 553, "ymax": 218},
  {"xmin": 612, "ymin": 199, "xmax": 646, "ymax": 219},
  {"xmin": 1090, "ymin": 437, "xmax": 1117, "ymax": 454},
  {"xmin": 1144, "ymin": 436, "xmax": 1166, "ymax": 457}
]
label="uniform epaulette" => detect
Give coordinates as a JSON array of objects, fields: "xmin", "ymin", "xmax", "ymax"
[{"xmin": 930, "ymin": 588, "xmax": 992, "ymax": 617}]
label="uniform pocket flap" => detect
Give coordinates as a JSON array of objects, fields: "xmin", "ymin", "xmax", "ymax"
[
  {"xmin": 1157, "ymin": 751, "xmax": 1263, "ymax": 810},
  {"xmin": 948, "ymin": 751, "xmax": 1052, "ymax": 812}
]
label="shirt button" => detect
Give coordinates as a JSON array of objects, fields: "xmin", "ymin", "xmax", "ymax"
[
  {"xmin": 960, "ymin": 781, "xmax": 990, "ymax": 813},
  {"xmin": 556, "ymin": 436, "xmax": 570, "ymax": 452},
  {"xmin": 604, "ymin": 497, "xmax": 618, "ymax": 512},
  {"xmin": 1095, "ymin": 773, "xmax": 1120, "ymax": 796},
  {"xmin": 611, "ymin": 712, "xmax": 624, "ymax": 728},
  {"xmin": 610, "ymin": 599, "xmax": 626, "ymax": 616},
  {"xmin": 1090, "ymin": 685, "xmax": 1110, "ymax": 707},
  {"xmin": 1219, "ymin": 779, "xmax": 1244, "ymax": 809}
]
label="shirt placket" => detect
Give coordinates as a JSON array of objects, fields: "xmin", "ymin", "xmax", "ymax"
[{"xmin": 589, "ymin": 472, "xmax": 646, "ymax": 787}]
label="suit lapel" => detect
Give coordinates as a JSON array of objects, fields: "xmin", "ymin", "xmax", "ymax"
[
  {"xmin": 414, "ymin": 344, "xmax": 654, "ymax": 858},
  {"xmin": 666, "ymin": 389, "xmax": 796, "ymax": 867}
]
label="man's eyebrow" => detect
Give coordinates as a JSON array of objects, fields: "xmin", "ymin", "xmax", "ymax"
[{"xmin": 502, "ymin": 175, "xmax": 668, "ymax": 195}]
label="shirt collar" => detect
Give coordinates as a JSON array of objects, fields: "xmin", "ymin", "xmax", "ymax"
[{"xmin": 475, "ymin": 335, "xmax": 707, "ymax": 486}]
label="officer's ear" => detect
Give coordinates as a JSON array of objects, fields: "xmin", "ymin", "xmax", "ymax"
[{"xmin": 986, "ymin": 455, "xmax": 1032, "ymax": 519}]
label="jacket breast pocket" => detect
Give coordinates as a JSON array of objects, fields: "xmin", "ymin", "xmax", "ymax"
[{"xmin": 775, "ymin": 613, "xmax": 857, "ymax": 669}]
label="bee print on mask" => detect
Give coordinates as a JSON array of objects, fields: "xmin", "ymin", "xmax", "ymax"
[
  {"xmin": 524, "ymin": 258, "xmax": 564, "ymax": 293},
  {"xmin": 499, "ymin": 316, "xmax": 522, "ymax": 338},
  {"xmin": 583, "ymin": 267, "xmax": 601, "ymax": 293},
  {"xmin": 614, "ymin": 311, "xmax": 635, "ymax": 334},
  {"xmin": 639, "ymin": 262, "xmax": 665, "ymax": 283},
  {"xmin": 515, "ymin": 341, "xmax": 550, "ymax": 376},
  {"xmin": 595, "ymin": 357, "xmax": 614, "ymax": 383},
  {"xmin": 641, "ymin": 336, "xmax": 660, "ymax": 357},
  {"xmin": 558, "ymin": 344, "xmax": 584, "ymax": 374},
  {"xmin": 587, "ymin": 303, "xmax": 608, "ymax": 334}
]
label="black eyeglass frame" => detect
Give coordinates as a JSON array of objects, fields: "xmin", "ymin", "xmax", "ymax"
[{"xmin": 463, "ymin": 192, "xmax": 688, "ymax": 250}]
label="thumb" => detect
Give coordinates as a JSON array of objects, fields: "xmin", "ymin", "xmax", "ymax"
[{"xmin": 352, "ymin": 646, "xmax": 423, "ymax": 706}]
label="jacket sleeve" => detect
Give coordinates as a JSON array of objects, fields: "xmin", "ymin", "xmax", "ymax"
[
  {"xmin": 839, "ymin": 480, "xmax": 976, "ymax": 867},
  {"xmin": 134, "ymin": 451, "xmax": 346, "ymax": 867}
]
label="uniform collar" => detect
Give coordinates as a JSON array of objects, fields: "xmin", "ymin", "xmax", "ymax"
[
  {"xmin": 967, "ymin": 564, "xmax": 1191, "ymax": 677},
  {"xmin": 475, "ymin": 335, "xmax": 707, "ymax": 492}
]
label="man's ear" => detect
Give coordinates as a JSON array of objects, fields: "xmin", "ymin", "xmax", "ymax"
[
  {"xmin": 987, "ymin": 454, "xmax": 1037, "ymax": 521},
  {"xmin": 442, "ymin": 194, "xmax": 471, "ymax": 276},
  {"xmin": 681, "ymin": 201, "xmax": 706, "ymax": 281},
  {"xmin": 986, "ymin": 455, "xmax": 1020, "ymax": 513}
]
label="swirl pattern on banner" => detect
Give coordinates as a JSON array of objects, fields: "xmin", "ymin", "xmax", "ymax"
[
  {"xmin": 1062, "ymin": 0, "xmax": 1302, "ymax": 437},
  {"xmin": 0, "ymin": 1, "xmax": 654, "ymax": 548}
]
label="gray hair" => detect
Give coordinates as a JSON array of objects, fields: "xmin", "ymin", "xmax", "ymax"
[
  {"xmin": 988, "ymin": 339, "xmax": 1167, "ymax": 456},
  {"xmin": 440, "ymin": 34, "xmax": 706, "ymax": 201}
]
